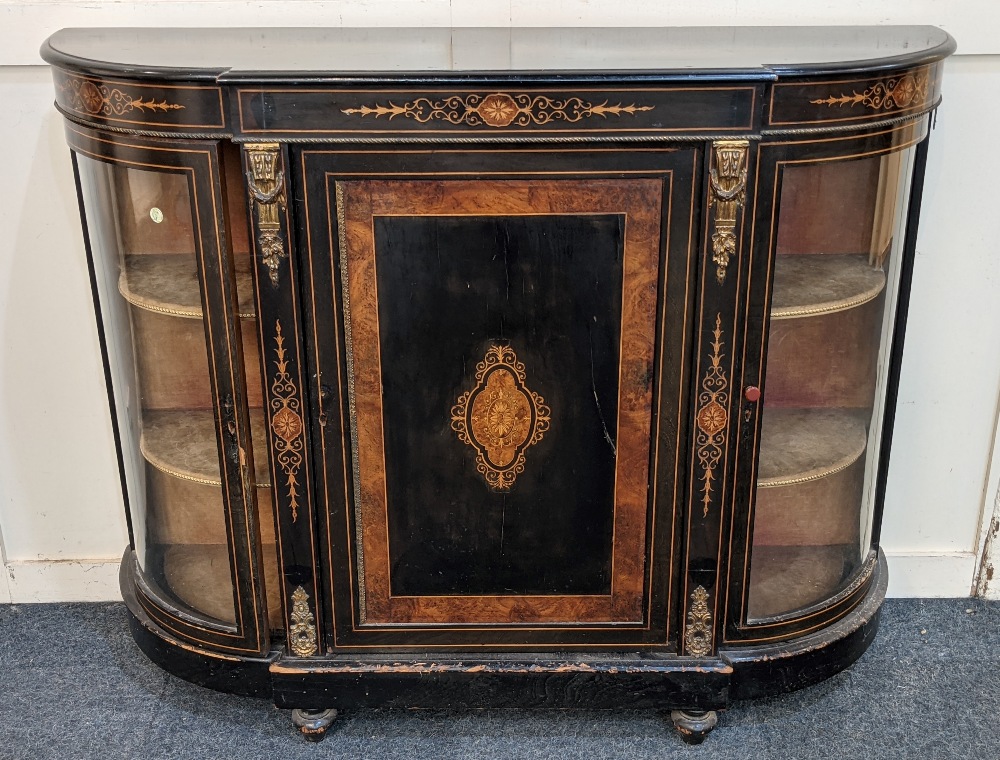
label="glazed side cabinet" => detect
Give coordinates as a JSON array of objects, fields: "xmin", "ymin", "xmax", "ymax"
[{"xmin": 42, "ymin": 26, "xmax": 954, "ymax": 743}]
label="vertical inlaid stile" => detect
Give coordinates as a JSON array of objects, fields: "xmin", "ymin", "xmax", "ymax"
[
  {"xmin": 244, "ymin": 143, "xmax": 321, "ymax": 657},
  {"xmin": 681, "ymin": 139, "xmax": 756, "ymax": 657}
]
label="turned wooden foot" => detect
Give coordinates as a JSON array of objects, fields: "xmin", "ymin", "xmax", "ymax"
[
  {"xmin": 291, "ymin": 708, "xmax": 338, "ymax": 742},
  {"xmin": 670, "ymin": 709, "xmax": 718, "ymax": 744}
]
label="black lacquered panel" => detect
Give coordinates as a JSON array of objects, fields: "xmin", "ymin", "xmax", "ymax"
[
  {"xmin": 52, "ymin": 70, "xmax": 227, "ymax": 134},
  {"xmin": 237, "ymin": 86, "xmax": 758, "ymax": 139},
  {"xmin": 767, "ymin": 63, "xmax": 944, "ymax": 128},
  {"xmin": 374, "ymin": 214, "xmax": 623, "ymax": 597}
]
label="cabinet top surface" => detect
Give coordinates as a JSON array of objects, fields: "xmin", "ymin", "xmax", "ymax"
[{"xmin": 43, "ymin": 26, "xmax": 954, "ymax": 80}]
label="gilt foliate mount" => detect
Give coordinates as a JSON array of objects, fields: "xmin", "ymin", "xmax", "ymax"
[
  {"xmin": 289, "ymin": 586, "xmax": 318, "ymax": 657},
  {"xmin": 708, "ymin": 140, "xmax": 749, "ymax": 285},
  {"xmin": 244, "ymin": 143, "xmax": 288, "ymax": 286},
  {"xmin": 451, "ymin": 344, "xmax": 551, "ymax": 491},
  {"xmin": 683, "ymin": 586, "xmax": 714, "ymax": 657}
]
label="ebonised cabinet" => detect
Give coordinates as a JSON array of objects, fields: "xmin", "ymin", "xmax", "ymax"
[{"xmin": 43, "ymin": 26, "xmax": 954, "ymax": 743}]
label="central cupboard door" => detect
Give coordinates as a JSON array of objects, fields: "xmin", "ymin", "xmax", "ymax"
[{"xmin": 297, "ymin": 147, "xmax": 700, "ymax": 649}]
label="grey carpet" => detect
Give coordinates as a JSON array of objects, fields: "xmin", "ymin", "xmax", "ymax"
[{"xmin": 0, "ymin": 599, "xmax": 997, "ymax": 759}]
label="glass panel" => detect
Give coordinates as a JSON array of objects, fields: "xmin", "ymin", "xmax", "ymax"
[
  {"xmin": 747, "ymin": 147, "xmax": 916, "ymax": 619},
  {"xmin": 76, "ymin": 154, "xmax": 239, "ymax": 624}
]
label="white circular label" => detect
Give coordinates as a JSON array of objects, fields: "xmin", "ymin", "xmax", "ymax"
[{"xmin": 149, "ymin": 207, "xmax": 164, "ymax": 224}]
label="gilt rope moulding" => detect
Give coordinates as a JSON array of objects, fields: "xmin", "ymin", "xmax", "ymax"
[{"xmin": 42, "ymin": 26, "xmax": 953, "ymax": 744}]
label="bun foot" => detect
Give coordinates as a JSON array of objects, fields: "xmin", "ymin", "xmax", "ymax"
[
  {"xmin": 291, "ymin": 708, "xmax": 338, "ymax": 741},
  {"xmin": 670, "ymin": 709, "xmax": 718, "ymax": 744}
]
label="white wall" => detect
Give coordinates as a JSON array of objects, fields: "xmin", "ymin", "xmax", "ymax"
[
  {"xmin": 881, "ymin": 54, "xmax": 1000, "ymax": 596},
  {"xmin": 1, "ymin": 0, "xmax": 997, "ymax": 601}
]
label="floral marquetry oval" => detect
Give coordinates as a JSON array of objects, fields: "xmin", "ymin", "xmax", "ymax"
[
  {"xmin": 272, "ymin": 406, "xmax": 303, "ymax": 443},
  {"xmin": 476, "ymin": 94, "xmax": 519, "ymax": 127},
  {"xmin": 451, "ymin": 345, "xmax": 551, "ymax": 491}
]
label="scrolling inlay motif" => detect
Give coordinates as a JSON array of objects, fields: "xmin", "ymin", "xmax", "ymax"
[
  {"xmin": 343, "ymin": 93, "xmax": 654, "ymax": 128},
  {"xmin": 244, "ymin": 143, "xmax": 287, "ymax": 286},
  {"xmin": 271, "ymin": 321, "xmax": 305, "ymax": 521},
  {"xmin": 810, "ymin": 70, "xmax": 930, "ymax": 111},
  {"xmin": 60, "ymin": 77, "xmax": 185, "ymax": 116},
  {"xmin": 695, "ymin": 315, "xmax": 729, "ymax": 517},
  {"xmin": 684, "ymin": 586, "xmax": 713, "ymax": 657},
  {"xmin": 708, "ymin": 140, "xmax": 748, "ymax": 284},
  {"xmin": 289, "ymin": 586, "xmax": 318, "ymax": 657},
  {"xmin": 451, "ymin": 345, "xmax": 551, "ymax": 491}
]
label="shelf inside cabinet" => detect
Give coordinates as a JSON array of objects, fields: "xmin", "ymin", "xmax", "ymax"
[
  {"xmin": 140, "ymin": 408, "xmax": 271, "ymax": 487},
  {"xmin": 757, "ymin": 408, "xmax": 868, "ymax": 488},
  {"xmin": 119, "ymin": 254, "xmax": 256, "ymax": 319},
  {"xmin": 770, "ymin": 254, "xmax": 885, "ymax": 320}
]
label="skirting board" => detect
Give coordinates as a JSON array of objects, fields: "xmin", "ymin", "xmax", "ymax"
[
  {"xmin": 884, "ymin": 551, "xmax": 977, "ymax": 598},
  {"xmin": 0, "ymin": 552, "xmax": 978, "ymax": 604},
  {"xmin": 3, "ymin": 559, "xmax": 122, "ymax": 603}
]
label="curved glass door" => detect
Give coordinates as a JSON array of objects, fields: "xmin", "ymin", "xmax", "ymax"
[
  {"xmin": 747, "ymin": 144, "xmax": 917, "ymax": 620},
  {"xmin": 71, "ymin": 132, "xmax": 276, "ymax": 651}
]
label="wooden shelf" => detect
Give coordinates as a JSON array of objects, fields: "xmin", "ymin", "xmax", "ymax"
[
  {"xmin": 757, "ymin": 408, "xmax": 868, "ymax": 488},
  {"xmin": 770, "ymin": 254, "xmax": 885, "ymax": 320},
  {"xmin": 119, "ymin": 253, "xmax": 256, "ymax": 319},
  {"xmin": 140, "ymin": 408, "xmax": 271, "ymax": 487}
]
